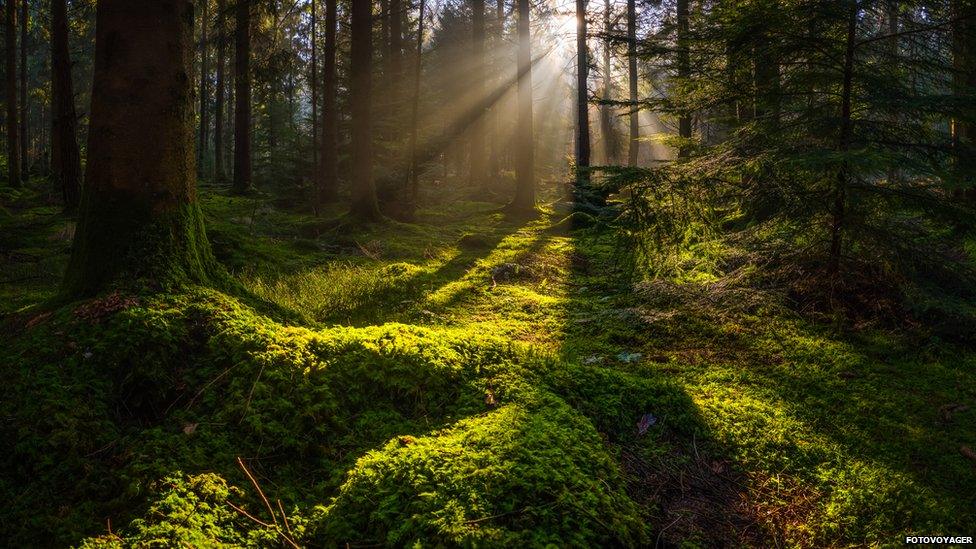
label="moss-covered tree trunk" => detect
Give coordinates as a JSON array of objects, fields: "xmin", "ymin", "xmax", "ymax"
[
  {"xmin": 62, "ymin": 0, "xmax": 218, "ymax": 297},
  {"xmin": 50, "ymin": 0, "xmax": 81, "ymax": 213},
  {"xmin": 349, "ymin": 0, "xmax": 381, "ymax": 220},
  {"xmin": 5, "ymin": 0, "xmax": 20, "ymax": 187},
  {"xmin": 233, "ymin": 0, "xmax": 252, "ymax": 194}
]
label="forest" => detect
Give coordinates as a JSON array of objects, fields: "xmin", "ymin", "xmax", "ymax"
[{"xmin": 0, "ymin": 0, "xmax": 974, "ymax": 546}]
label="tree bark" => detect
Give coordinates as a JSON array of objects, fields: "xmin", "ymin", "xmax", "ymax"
[
  {"xmin": 50, "ymin": 0, "xmax": 80, "ymax": 212},
  {"xmin": 575, "ymin": 0, "xmax": 591, "ymax": 185},
  {"xmin": 233, "ymin": 0, "xmax": 251, "ymax": 193},
  {"xmin": 199, "ymin": 0, "xmax": 210, "ymax": 178},
  {"xmin": 828, "ymin": 3, "xmax": 858, "ymax": 276},
  {"xmin": 215, "ymin": 0, "xmax": 227, "ymax": 182},
  {"xmin": 470, "ymin": 0, "xmax": 486, "ymax": 188},
  {"xmin": 599, "ymin": 0, "xmax": 614, "ymax": 164},
  {"xmin": 488, "ymin": 0, "xmax": 504, "ymax": 179},
  {"xmin": 311, "ymin": 0, "xmax": 318, "ymax": 180},
  {"xmin": 5, "ymin": 0, "xmax": 20, "ymax": 187},
  {"xmin": 63, "ymin": 0, "xmax": 218, "ymax": 296},
  {"xmin": 19, "ymin": 0, "xmax": 27, "ymax": 179},
  {"xmin": 408, "ymin": 0, "xmax": 426, "ymax": 207},
  {"xmin": 676, "ymin": 0, "xmax": 691, "ymax": 156},
  {"xmin": 318, "ymin": 0, "xmax": 338, "ymax": 205},
  {"xmin": 952, "ymin": 0, "xmax": 976, "ymax": 197},
  {"xmin": 626, "ymin": 0, "xmax": 638, "ymax": 166},
  {"xmin": 509, "ymin": 0, "xmax": 534, "ymax": 212},
  {"xmin": 349, "ymin": 0, "xmax": 381, "ymax": 219}
]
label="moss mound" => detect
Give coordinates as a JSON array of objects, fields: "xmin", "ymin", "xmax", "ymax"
[{"xmin": 1, "ymin": 288, "xmax": 661, "ymax": 547}]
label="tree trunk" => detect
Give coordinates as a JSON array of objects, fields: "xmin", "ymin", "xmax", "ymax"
[
  {"xmin": 676, "ymin": 0, "xmax": 690, "ymax": 156},
  {"xmin": 50, "ymin": 0, "xmax": 80, "ymax": 212},
  {"xmin": 952, "ymin": 0, "xmax": 976, "ymax": 197},
  {"xmin": 575, "ymin": 0, "xmax": 591, "ymax": 186},
  {"xmin": 62, "ymin": 0, "xmax": 218, "ymax": 296},
  {"xmin": 509, "ymin": 0, "xmax": 534, "ymax": 212},
  {"xmin": 349, "ymin": 0, "xmax": 380, "ymax": 219},
  {"xmin": 408, "ymin": 0, "xmax": 426, "ymax": 208},
  {"xmin": 389, "ymin": 0, "xmax": 402, "ymax": 90},
  {"xmin": 828, "ymin": 3, "xmax": 858, "ymax": 276},
  {"xmin": 470, "ymin": 0, "xmax": 486, "ymax": 188},
  {"xmin": 215, "ymin": 0, "xmax": 227, "ymax": 182},
  {"xmin": 626, "ymin": 0, "xmax": 638, "ymax": 166},
  {"xmin": 233, "ymin": 0, "xmax": 251, "ymax": 193},
  {"xmin": 5, "ymin": 0, "xmax": 20, "ymax": 187},
  {"xmin": 488, "ymin": 0, "xmax": 504, "ymax": 179},
  {"xmin": 199, "ymin": 0, "xmax": 210, "ymax": 178},
  {"xmin": 318, "ymin": 0, "xmax": 338, "ymax": 205},
  {"xmin": 599, "ymin": 0, "xmax": 614, "ymax": 164},
  {"xmin": 19, "ymin": 0, "xmax": 27, "ymax": 179},
  {"xmin": 311, "ymin": 0, "xmax": 318, "ymax": 181}
]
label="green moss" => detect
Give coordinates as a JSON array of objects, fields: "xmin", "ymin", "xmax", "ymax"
[{"xmin": 61, "ymin": 197, "xmax": 223, "ymax": 297}]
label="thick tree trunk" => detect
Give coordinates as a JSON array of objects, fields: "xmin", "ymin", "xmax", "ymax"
[
  {"xmin": 19, "ymin": 0, "xmax": 27, "ymax": 179},
  {"xmin": 509, "ymin": 0, "xmax": 534, "ymax": 212},
  {"xmin": 5, "ymin": 0, "xmax": 20, "ymax": 187},
  {"xmin": 233, "ymin": 0, "xmax": 251, "ymax": 193},
  {"xmin": 470, "ymin": 0, "xmax": 486, "ymax": 188},
  {"xmin": 676, "ymin": 0, "xmax": 690, "ymax": 156},
  {"xmin": 318, "ymin": 0, "xmax": 338, "ymax": 205},
  {"xmin": 63, "ymin": 0, "xmax": 218, "ymax": 296},
  {"xmin": 50, "ymin": 0, "xmax": 80, "ymax": 212},
  {"xmin": 575, "ymin": 0, "xmax": 591, "ymax": 185},
  {"xmin": 349, "ymin": 0, "xmax": 381, "ymax": 219},
  {"xmin": 199, "ymin": 0, "xmax": 210, "ymax": 178},
  {"xmin": 215, "ymin": 0, "xmax": 227, "ymax": 182},
  {"xmin": 626, "ymin": 0, "xmax": 638, "ymax": 166}
]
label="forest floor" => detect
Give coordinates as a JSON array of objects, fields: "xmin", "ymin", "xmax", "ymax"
[{"xmin": 1, "ymin": 179, "xmax": 975, "ymax": 546}]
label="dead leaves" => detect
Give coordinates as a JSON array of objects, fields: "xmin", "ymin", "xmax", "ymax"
[{"xmin": 74, "ymin": 291, "xmax": 139, "ymax": 323}]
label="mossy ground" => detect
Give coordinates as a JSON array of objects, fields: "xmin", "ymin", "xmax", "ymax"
[{"xmin": 1, "ymin": 178, "xmax": 974, "ymax": 547}]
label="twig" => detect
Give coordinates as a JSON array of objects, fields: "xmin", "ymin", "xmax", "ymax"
[
  {"xmin": 277, "ymin": 499, "xmax": 294, "ymax": 539},
  {"xmin": 227, "ymin": 500, "xmax": 274, "ymax": 529},
  {"xmin": 236, "ymin": 456, "xmax": 279, "ymax": 529}
]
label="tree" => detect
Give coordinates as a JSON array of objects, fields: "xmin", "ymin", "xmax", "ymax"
[
  {"xmin": 488, "ymin": 0, "xmax": 504, "ymax": 180},
  {"xmin": 575, "ymin": 0, "xmax": 591, "ymax": 185},
  {"xmin": 199, "ymin": 0, "xmax": 211, "ymax": 178},
  {"xmin": 233, "ymin": 0, "xmax": 252, "ymax": 194},
  {"xmin": 626, "ymin": 0, "xmax": 638, "ymax": 165},
  {"xmin": 318, "ymin": 0, "xmax": 339, "ymax": 205},
  {"xmin": 349, "ymin": 0, "xmax": 381, "ymax": 219},
  {"xmin": 311, "ymin": 0, "xmax": 318, "ymax": 180},
  {"xmin": 50, "ymin": 0, "xmax": 80, "ymax": 212},
  {"xmin": 62, "ymin": 0, "xmax": 219, "ymax": 296},
  {"xmin": 5, "ymin": 0, "xmax": 20, "ymax": 187},
  {"xmin": 509, "ymin": 0, "xmax": 534, "ymax": 212},
  {"xmin": 469, "ymin": 0, "xmax": 487, "ymax": 188},
  {"xmin": 215, "ymin": 0, "xmax": 227, "ymax": 182},
  {"xmin": 408, "ymin": 0, "xmax": 426, "ymax": 207},
  {"xmin": 599, "ymin": 0, "xmax": 618, "ymax": 164},
  {"xmin": 19, "ymin": 0, "xmax": 27, "ymax": 179},
  {"xmin": 675, "ymin": 0, "xmax": 690, "ymax": 156}
]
